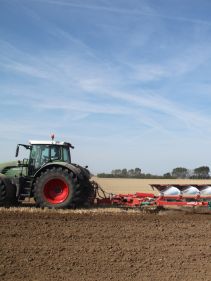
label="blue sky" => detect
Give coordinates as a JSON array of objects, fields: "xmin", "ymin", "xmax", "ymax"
[{"xmin": 1, "ymin": 0, "xmax": 211, "ymax": 175}]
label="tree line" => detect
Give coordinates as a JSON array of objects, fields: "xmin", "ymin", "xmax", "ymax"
[
  {"xmin": 165, "ymin": 166, "xmax": 210, "ymax": 179},
  {"xmin": 97, "ymin": 166, "xmax": 210, "ymax": 179}
]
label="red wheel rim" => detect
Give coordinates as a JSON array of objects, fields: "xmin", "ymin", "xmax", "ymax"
[{"xmin": 43, "ymin": 179, "xmax": 69, "ymax": 204}]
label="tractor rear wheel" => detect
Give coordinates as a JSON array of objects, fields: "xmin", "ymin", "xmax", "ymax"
[
  {"xmin": 34, "ymin": 167, "xmax": 85, "ymax": 208},
  {"xmin": 80, "ymin": 180, "xmax": 96, "ymax": 206}
]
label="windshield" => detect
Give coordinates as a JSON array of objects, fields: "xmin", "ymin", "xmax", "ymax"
[{"xmin": 29, "ymin": 145, "xmax": 71, "ymax": 174}]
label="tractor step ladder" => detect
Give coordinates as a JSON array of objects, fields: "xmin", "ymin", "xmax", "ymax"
[{"xmin": 18, "ymin": 178, "xmax": 32, "ymax": 202}]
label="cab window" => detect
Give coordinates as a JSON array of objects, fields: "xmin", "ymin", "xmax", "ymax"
[{"xmin": 63, "ymin": 147, "xmax": 71, "ymax": 163}]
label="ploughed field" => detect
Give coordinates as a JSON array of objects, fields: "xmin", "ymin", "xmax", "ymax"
[
  {"xmin": 0, "ymin": 209, "xmax": 211, "ymax": 281},
  {"xmin": 0, "ymin": 178, "xmax": 211, "ymax": 281}
]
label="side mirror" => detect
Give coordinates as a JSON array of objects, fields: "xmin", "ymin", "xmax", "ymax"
[{"xmin": 15, "ymin": 145, "xmax": 19, "ymax": 157}]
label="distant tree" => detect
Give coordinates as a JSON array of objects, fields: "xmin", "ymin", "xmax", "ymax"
[
  {"xmin": 163, "ymin": 172, "xmax": 172, "ymax": 179},
  {"xmin": 121, "ymin": 168, "xmax": 128, "ymax": 176},
  {"xmin": 193, "ymin": 166, "xmax": 210, "ymax": 179},
  {"xmin": 128, "ymin": 169, "xmax": 135, "ymax": 177},
  {"xmin": 97, "ymin": 173, "xmax": 114, "ymax": 178},
  {"xmin": 134, "ymin": 168, "xmax": 142, "ymax": 177},
  {"xmin": 172, "ymin": 167, "xmax": 188, "ymax": 179},
  {"xmin": 111, "ymin": 169, "xmax": 122, "ymax": 176}
]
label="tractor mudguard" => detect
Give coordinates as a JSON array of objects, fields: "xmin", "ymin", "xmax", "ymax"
[
  {"xmin": 1, "ymin": 165, "xmax": 21, "ymax": 177},
  {"xmin": 33, "ymin": 162, "xmax": 90, "ymax": 181}
]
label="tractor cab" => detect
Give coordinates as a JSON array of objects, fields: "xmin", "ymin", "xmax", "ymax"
[{"xmin": 16, "ymin": 140, "xmax": 74, "ymax": 176}]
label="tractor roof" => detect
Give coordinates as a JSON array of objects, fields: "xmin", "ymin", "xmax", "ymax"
[{"xmin": 29, "ymin": 140, "xmax": 72, "ymax": 147}]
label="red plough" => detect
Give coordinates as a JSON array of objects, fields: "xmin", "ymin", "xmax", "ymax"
[{"xmin": 94, "ymin": 183, "xmax": 211, "ymax": 211}]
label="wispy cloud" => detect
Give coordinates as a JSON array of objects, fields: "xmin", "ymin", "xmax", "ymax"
[
  {"xmin": 130, "ymin": 64, "xmax": 167, "ymax": 82},
  {"xmin": 0, "ymin": 60, "xmax": 50, "ymax": 79},
  {"xmin": 27, "ymin": 0, "xmax": 152, "ymax": 16},
  {"xmin": 1, "ymin": 1, "xmax": 211, "ymax": 173},
  {"xmin": 1, "ymin": 37, "xmax": 211, "ymax": 135},
  {"xmin": 26, "ymin": 0, "xmax": 211, "ymax": 26}
]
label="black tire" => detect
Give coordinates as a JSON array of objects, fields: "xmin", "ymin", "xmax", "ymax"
[
  {"xmin": 34, "ymin": 167, "xmax": 86, "ymax": 208},
  {"xmin": 0, "ymin": 177, "xmax": 17, "ymax": 206},
  {"xmin": 80, "ymin": 180, "xmax": 96, "ymax": 206},
  {"xmin": 0, "ymin": 179, "xmax": 6, "ymax": 204}
]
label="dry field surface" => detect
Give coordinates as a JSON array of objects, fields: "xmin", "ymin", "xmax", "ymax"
[{"xmin": 0, "ymin": 178, "xmax": 211, "ymax": 281}]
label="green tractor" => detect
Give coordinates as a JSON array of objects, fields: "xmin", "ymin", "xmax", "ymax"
[{"xmin": 0, "ymin": 137, "xmax": 95, "ymax": 208}]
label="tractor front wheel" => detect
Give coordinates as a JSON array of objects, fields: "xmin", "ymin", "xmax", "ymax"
[
  {"xmin": 34, "ymin": 167, "xmax": 83, "ymax": 208},
  {"xmin": 0, "ymin": 178, "xmax": 17, "ymax": 206},
  {"xmin": 0, "ymin": 179, "xmax": 6, "ymax": 204}
]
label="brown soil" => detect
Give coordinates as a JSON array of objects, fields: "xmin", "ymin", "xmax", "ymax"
[{"xmin": 0, "ymin": 209, "xmax": 211, "ymax": 281}]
